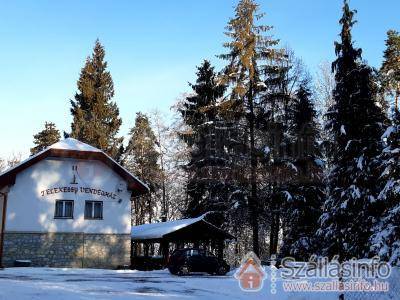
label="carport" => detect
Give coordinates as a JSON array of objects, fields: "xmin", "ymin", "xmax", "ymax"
[{"xmin": 131, "ymin": 214, "xmax": 234, "ymax": 269}]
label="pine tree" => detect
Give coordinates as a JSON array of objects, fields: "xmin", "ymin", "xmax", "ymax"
[
  {"xmin": 124, "ymin": 112, "xmax": 161, "ymax": 225},
  {"xmin": 318, "ymin": 1, "xmax": 385, "ymax": 260},
  {"xmin": 30, "ymin": 122, "xmax": 61, "ymax": 155},
  {"xmin": 279, "ymin": 82, "xmax": 324, "ymax": 261},
  {"xmin": 380, "ymin": 30, "xmax": 400, "ymax": 112},
  {"xmin": 370, "ymin": 111, "xmax": 400, "ymax": 265},
  {"xmin": 179, "ymin": 60, "xmax": 228, "ymax": 220},
  {"xmin": 219, "ymin": 0, "xmax": 280, "ymax": 256},
  {"xmin": 70, "ymin": 39, "xmax": 123, "ymax": 160}
]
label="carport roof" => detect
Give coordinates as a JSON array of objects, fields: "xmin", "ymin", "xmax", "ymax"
[{"xmin": 131, "ymin": 214, "xmax": 234, "ymax": 242}]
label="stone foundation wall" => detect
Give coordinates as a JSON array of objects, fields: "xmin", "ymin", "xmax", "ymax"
[{"xmin": 2, "ymin": 232, "xmax": 130, "ymax": 269}]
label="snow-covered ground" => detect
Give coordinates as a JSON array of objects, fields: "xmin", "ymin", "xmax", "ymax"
[{"xmin": 0, "ymin": 267, "xmax": 398, "ymax": 300}]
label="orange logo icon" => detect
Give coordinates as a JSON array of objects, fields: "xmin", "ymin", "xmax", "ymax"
[{"xmin": 234, "ymin": 252, "xmax": 266, "ymax": 292}]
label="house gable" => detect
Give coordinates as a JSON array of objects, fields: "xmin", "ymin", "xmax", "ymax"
[{"xmin": 0, "ymin": 138, "xmax": 149, "ymax": 196}]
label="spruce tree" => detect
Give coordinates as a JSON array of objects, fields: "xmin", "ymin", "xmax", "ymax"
[
  {"xmin": 124, "ymin": 112, "xmax": 160, "ymax": 225},
  {"xmin": 370, "ymin": 111, "xmax": 400, "ymax": 265},
  {"xmin": 380, "ymin": 30, "xmax": 400, "ymax": 112},
  {"xmin": 318, "ymin": 1, "xmax": 385, "ymax": 260},
  {"xmin": 179, "ymin": 60, "xmax": 227, "ymax": 220},
  {"xmin": 258, "ymin": 49, "xmax": 302, "ymax": 256},
  {"xmin": 70, "ymin": 39, "xmax": 123, "ymax": 160},
  {"xmin": 279, "ymin": 82, "xmax": 324, "ymax": 261},
  {"xmin": 219, "ymin": 0, "xmax": 280, "ymax": 256},
  {"xmin": 30, "ymin": 122, "xmax": 61, "ymax": 155}
]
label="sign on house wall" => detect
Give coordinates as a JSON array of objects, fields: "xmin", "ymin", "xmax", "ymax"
[{"xmin": 40, "ymin": 186, "xmax": 118, "ymax": 200}]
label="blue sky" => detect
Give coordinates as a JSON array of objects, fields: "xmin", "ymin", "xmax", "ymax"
[{"xmin": 0, "ymin": 0, "xmax": 399, "ymax": 158}]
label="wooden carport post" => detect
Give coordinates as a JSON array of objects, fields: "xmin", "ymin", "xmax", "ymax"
[
  {"xmin": 160, "ymin": 239, "xmax": 169, "ymax": 266},
  {"xmin": 217, "ymin": 239, "xmax": 224, "ymax": 261},
  {"xmin": 131, "ymin": 240, "xmax": 138, "ymax": 269}
]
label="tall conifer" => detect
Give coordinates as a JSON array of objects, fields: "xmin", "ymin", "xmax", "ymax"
[
  {"xmin": 371, "ymin": 111, "xmax": 400, "ymax": 265},
  {"xmin": 124, "ymin": 112, "xmax": 160, "ymax": 225},
  {"xmin": 30, "ymin": 122, "xmax": 61, "ymax": 155},
  {"xmin": 318, "ymin": 1, "xmax": 385, "ymax": 259},
  {"xmin": 179, "ymin": 60, "xmax": 228, "ymax": 220},
  {"xmin": 70, "ymin": 39, "xmax": 123, "ymax": 160},
  {"xmin": 279, "ymin": 82, "xmax": 324, "ymax": 260},
  {"xmin": 219, "ymin": 0, "xmax": 280, "ymax": 256},
  {"xmin": 380, "ymin": 30, "xmax": 400, "ymax": 112}
]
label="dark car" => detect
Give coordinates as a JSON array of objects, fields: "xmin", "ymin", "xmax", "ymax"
[{"xmin": 167, "ymin": 248, "xmax": 230, "ymax": 276}]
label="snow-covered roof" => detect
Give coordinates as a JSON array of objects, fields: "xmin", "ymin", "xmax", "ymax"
[
  {"xmin": 49, "ymin": 138, "xmax": 102, "ymax": 152},
  {"xmin": 132, "ymin": 215, "xmax": 204, "ymax": 240},
  {"xmin": 131, "ymin": 214, "xmax": 234, "ymax": 241},
  {"xmin": 0, "ymin": 138, "xmax": 149, "ymax": 195},
  {"xmin": 0, "ymin": 138, "xmax": 100, "ymax": 177}
]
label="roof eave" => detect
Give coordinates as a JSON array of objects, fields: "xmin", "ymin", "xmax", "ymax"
[{"xmin": 0, "ymin": 148, "xmax": 149, "ymax": 195}]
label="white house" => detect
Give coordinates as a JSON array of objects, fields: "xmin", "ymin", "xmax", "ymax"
[{"xmin": 0, "ymin": 138, "xmax": 148, "ymax": 268}]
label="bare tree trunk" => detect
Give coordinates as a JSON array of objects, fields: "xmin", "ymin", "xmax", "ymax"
[
  {"xmin": 155, "ymin": 118, "xmax": 168, "ymax": 222},
  {"xmin": 269, "ymin": 201, "xmax": 280, "ymax": 257},
  {"xmin": 338, "ymin": 258, "xmax": 345, "ymax": 300},
  {"xmin": 269, "ymin": 215, "xmax": 276, "ymax": 256},
  {"xmin": 248, "ymin": 81, "xmax": 260, "ymax": 256},
  {"xmin": 272, "ymin": 210, "xmax": 280, "ymax": 255},
  {"xmin": 338, "ymin": 221, "xmax": 345, "ymax": 300}
]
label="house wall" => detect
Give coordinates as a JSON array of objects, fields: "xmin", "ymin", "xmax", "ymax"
[
  {"xmin": 5, "ymin": 157, "xmax": 132, "ymax": 234},
  {"xmin": 2, "ymin": 232, "xmax": 131, "ymax": 268},
  {"xmin": 2, "ymin": 157, "xmax": 134, "ymax": 268}
]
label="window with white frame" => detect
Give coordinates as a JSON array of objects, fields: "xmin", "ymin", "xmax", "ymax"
[
  {"xmin": 85, "ymin": 201, "xmax": 103, "ymax": 220},
  {"xmin": 54, "ymin": 200, "xmax": 74, "ymax": 219}
]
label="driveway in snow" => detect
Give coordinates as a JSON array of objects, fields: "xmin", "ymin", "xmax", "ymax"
[
  {"xmin": 0, "ymin": 268, "xmax": 254, "ymax": 300},
  {"xmin": 0, "ymin": 267, "xmax": 398, "ymax": 300}
]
